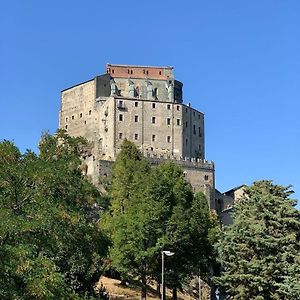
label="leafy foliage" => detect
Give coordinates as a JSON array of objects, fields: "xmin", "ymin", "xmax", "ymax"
[
  {"xmin": 215, "ymin": 180, "xmax": 300, "ymax": 300},
  {"xmin": 0, "ymin": 130, "xmax": 109, "ymax": 299},
  {"xmin": 103, "ymin": 140, "xmax": 215, "ymax": 299}
]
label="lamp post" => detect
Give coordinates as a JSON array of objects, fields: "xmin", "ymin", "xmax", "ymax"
[{"xmin": 161, "ymin": 250, "xmax": 174, "ymax": 300}]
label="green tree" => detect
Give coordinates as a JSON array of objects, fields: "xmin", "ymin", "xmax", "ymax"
[
  {"xmin": 0, "ymin": 131, "xmax": 109, "ymax": 299},
  {"xmin": 104, "ymin": 141, "xmax": 214, "ymax": 300},
  {"xmin": 215, "ymin": 180, "xmax": 300, "ymax": 300}
]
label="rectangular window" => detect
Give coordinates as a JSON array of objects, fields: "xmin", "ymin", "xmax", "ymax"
[
  {"xmin": 198, "ymin": 114, "xmax": 201, "ymax": 119},
  {"xmin": 177, "ymin": 105, "xmax": 180, "ymax": 111},
  {"xmin": 134, "ymin": 133, "xmax": 139, "ymax": 140},
  {"xmin": 193, "ymin": 124, "xmax": 196, "ymax": 134},
  {"xmin": 199, "ymin": 127, "xmax": 201, "ymax": 137},
  {"xmin": 152, "ymin": 117, "xmax": 156, "ymax": 124},
  {"xmin": 152, "ymin": 134, "xmax": 156, "ymax": 142},
  {"xmin": 119, "ymin": 114, "xmax": 123, "ymax": 121},
  {"xmin": 65, "ymin": 117, "xmax": 68, "ymax": 122},
  {"xmin": 152, "ymin": 103, "xmax": 156, "ymax": 109},
  {"xmin": 176, "ymin": 119, "xmax": 181, "ymax": 125},
  {"xmin": 167, "ymin": 136, "xmax": 171, "ymax": 143},
  {"xmin": 135, "ymin": 115, "xmax": 139, "ymax": 122},
  {"xmin": 204, "ymin": 175, "xmax": 209, "ymax": 181},
  {"xmin": 135, "ymin": 101, "xmax": 138, "ymax": 107},
  {"xmin": 72, "ymin": 115, "xmax": 75, "ymax": 120},
  {"xmin": 89, "ymin": 110, "xmax": 92, "ymax": 115},
  {"xmin": 167, "ymin": 118, "xmax": 171, "ymax": 125},
  {"xmin": 167, "ymin": 104, "xmax": 171, "ymax": 110},
  {"xmin": 79, "ymin": 113, "xmax": 82, "ymax": 118},
  {"xmin": 185, "ymin": 121, "xmax": 188, "ymax": 128},
  {"xmin": 193, "ymin": 111, "xmax": 195, "ymax": 116},
  {"xmin": 119, "ymin": 132, "xmax": 123, "ymax": 139},
  {"xmin": 186, "ymin": 138, "xmax": 188, "ymax": 145}
]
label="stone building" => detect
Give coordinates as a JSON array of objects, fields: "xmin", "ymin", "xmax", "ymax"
[{"xmin": 59, "ymin": 64, "xmax": 215, "ymax": 208}]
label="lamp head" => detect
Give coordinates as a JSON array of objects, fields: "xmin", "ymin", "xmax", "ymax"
[{"xmin": 162, "ymin": 250, "xmax": 175, "ymax": 256}]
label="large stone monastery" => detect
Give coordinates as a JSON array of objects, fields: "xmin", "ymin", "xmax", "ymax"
[{"xmin": 59, "ymin": 64, "xmax": 242, "ymax": 214}]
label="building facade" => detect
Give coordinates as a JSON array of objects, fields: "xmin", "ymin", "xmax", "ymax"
[{"xmin": 59, "ymin": 64, "xmax": 215, "ymax": 208}]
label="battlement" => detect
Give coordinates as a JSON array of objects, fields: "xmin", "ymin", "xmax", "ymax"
[{"xmin": 145, "ymin": 153, "xmax": 214, "ymax": 170}]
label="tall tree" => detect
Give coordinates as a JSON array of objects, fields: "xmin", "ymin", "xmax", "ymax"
[
  {"xmin": 0, "ymin": 131, "xmax": 109, "ymax": 299},
  {"xmin": 215, "ymin": 180, "xmax": 300, "ymax": 299},
  {"xmin": 105, "ymin": 142, "xmax": 214, "ymax": 300}
]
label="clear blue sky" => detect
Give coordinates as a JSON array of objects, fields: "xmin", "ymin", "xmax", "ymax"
[{"xmin": 1, "ymin": 0, "xmax": 299, "ymax": 206}]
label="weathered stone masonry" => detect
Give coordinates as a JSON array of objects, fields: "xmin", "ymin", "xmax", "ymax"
[{"xmin": 59, "ymin": 64, "xmax": 215, "ymax": 208}]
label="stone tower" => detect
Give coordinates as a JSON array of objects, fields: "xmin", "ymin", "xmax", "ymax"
[{"xmin": 59, "ymin": 64, "xmax": 215, "ymax": 208}]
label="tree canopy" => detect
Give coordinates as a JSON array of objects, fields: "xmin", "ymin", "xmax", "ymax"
[
  {"xmin": 0, "ymin": 130, "xmax": 109, "ymax": 299},
  {"xmin": 215, "ymin": 180, "xmax": 300, "ymax": 300},
  {"xmin": 103, "ymin": 140, "xmax": 215, "ymax": 300}
]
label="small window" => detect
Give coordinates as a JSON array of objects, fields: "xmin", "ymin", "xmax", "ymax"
[
  {"xmin": 134, "ymin": 133, "xmax": 139, "ymax": 140},
  {"xmin": 135, "ymin": 115, "xmax": 139, "ymax": 122},
  {"xmin": 112, "ymin": 69, "xmax": 114, "ymax": 74},
  {"xmin": 204, "ymin": 175, "xmax": 209, "ymax": 181},
  {"xmin": 185, "ymin": 121, "xmax": 188, "ymax": 128},
  {"xmin": 80, "ymin": 113, "xmax": 82, "ymax": 118},
  {"xmin": 84, "ymin": 120, "xmax": 87, "ymax": 124},
  {"xmin": 146, "ymin": 70, "xmax": 149, "ymax": 75},
  {"xmin": 72, "ymin": 115, "xmax": 75, "ymax": 120},
  {"xmin": 65, "ymin": 117, "xmax": 68, "ymax": 122},
  {"xmin": 143, "ymin": 69, "xmax": 146, "ymax": 74},
  {"xmin": 193, "ymin": 124, "xmax": 196, "ymax": 134},
  {"xmin": 185, "ymin": 107, "xmax": 188, "ymax": 112},
  {"xmin": 167, "ymin": 136, "xmax": 171, "ymax": 143},
  {"xmin": 152, "ymin": 117, "xmax": 156, "ymax": 124},
  {"xmin": 130, "ymin": 70, "xmax": 133, "ymax": 74},
  {"xmin": 119, "ymin": 114, "xmax": 123, "ymax": 121},
  {"xmin": 193, "ymin": 111, "xmax": 195, "ymax": 116},
  {"xmin": 65, "ymin": 125, "xmax": 68, "ymax": 129},
  {"xmin": 89, "ymin": 110, "xmax": 92, "ymax": 115},
  {"xmin": 167, "ymin": 118, "xmax": 171, "ymax": 125},
  {"xmin": 198, "ymin": 114, "xmax": 201, "ymax": 119},
  {"xmin": 176, "ymin": 119, "xmax": 181, "ymax": 125},
  {"xmin": 119, "ymin": 132, "xmax": 123, "ymax": 139},
  {"xmin": 186, "ymin": 138, "xmax": 188, "ymax": 145},
  {"xmin": 152, "ymin": 134, "xmax": 156, "ymax": 142},
  {"xmin": 177, "ymin": 105, "xmax": 180, "ymax": 111},
  {"xmin": 128, "ymin": 69, "xmax": 130, "ymax": 74},
  {"xmin": 152, "ymin": 103, "xmax": 156, "ymax": 109},
  {"xmin": 199, "ymin": 127, "xmax": 201, "ymax": 137},
  {"xmin": 135, "ymin": 101, "xmax": 138, "ymax": 107},
  {"xmin": 159, "ymin": 71, "xmax": 162, "ymax": 75},
  {"xmin": 167, "ymin": 104, "xmax": 171, "ymax": 110}
]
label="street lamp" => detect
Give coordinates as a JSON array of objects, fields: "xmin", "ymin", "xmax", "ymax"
[{"xmin": 161, "ymin": 250, "xmax": 175, "ymax": 300}]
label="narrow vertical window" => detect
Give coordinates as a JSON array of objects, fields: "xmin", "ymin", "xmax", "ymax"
[
  {"xmin": 193, "ymin": 124, "xmax": 196, "ymax": 134},
  {"xmin": 89, "ymin": 110, "xmax": 92, "ymax": 115},
  {"xmin": 177, "ymin": 105, "xmax": 180, "ymax": 111},
  {"xmin": 167, "ymin": 118, "xmax": 171, "ymax": 125},
  {"xmin": 135, "ymin": 101, "xmax": 138, "ymax": 107},
  {"xmin": 167, "ymin": 136, "xmax": 171, "ymax": 143},
  {"xmin": 134, "ymin": 133, "xmax": 139, "ymax": 140},
  {"xmin": 167, "ymin": 104, "xmax": 171, "ymax": 110},
  {"xmin": 152, "ymin": 117, "xmax": 156, "ymax": 124},
  {"xmin": 119, "ymin": 132, "xmax": 123, "ymax": 139},
  {"xmin": 152, "ymin": 134, "xmax": 156, "ymax": 142},
  {"xmin": 119, "ymin": 114, "xmax": 123, "ymax": 121},
  {"xmin": 176, "ymin": 119, "xmax": 180, "ymax": 125},
  {"xmin": 135, "ymin": 115, "xmax": 139, "ymax": 122},
  {"xmin": 152, "ymin": 103, "xmax": 156, "ymax": 109}
]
